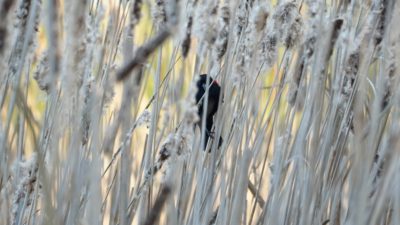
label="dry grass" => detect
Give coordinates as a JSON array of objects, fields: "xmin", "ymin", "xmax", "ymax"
[{"xmin": 1, "ymin": 0, "xmax": 400, "ymax": 225}]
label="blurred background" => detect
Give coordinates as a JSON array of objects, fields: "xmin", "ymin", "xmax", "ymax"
[{"xmin": 1, "ymin": 0, "xmax": 400, "ymax": 225}]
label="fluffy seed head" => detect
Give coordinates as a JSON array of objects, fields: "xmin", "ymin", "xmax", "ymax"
[{"xmin": 284, "ymin": 16, "xmax": 303, "ymax": 48}]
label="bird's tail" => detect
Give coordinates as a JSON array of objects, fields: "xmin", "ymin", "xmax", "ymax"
[{"xmin": 203, "ymin": 130, "xmax": 223, "ymax": 152}]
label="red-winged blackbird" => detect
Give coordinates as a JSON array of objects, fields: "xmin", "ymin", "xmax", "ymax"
[{"xmin": 195, "ymin": 74, "xmax": 223, "ymax": 150}]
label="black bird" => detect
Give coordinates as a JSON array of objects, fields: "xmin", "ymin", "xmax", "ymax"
[{"xmin": 195, "ymin": 74, "xmax": 223, "ymax": 150}]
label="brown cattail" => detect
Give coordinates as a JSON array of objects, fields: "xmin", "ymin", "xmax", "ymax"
[
  {"xmin": 326, "ymin": 18, "xmax": 344, "ymax": 58},
  {"xmin": 181, "ymin": 16, "xmax": 193, "ymax": 58},
  {"xmin": 253, "ymin": 4, "xmax": 269, "ymax": 32}
]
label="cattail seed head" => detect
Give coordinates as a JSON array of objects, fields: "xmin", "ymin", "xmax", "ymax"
[
  {"xmin": 253, "ymin": 4, "xmax": 269, "ymax": 32},
  {"xmin": 152, "ymin": 0, "xmax": 167, "ymax": 27},
  {"xmin": 193, "ymin": 1, "xmax": 219, "ymax": 46},
  {"xmin": 341, "ymin": 50, "xmax": 360, "ymax": 102},
  {"xmin": 272, "ymin": 1, "xmax": 298, "ymax": 38},
  {"xmin": 15, "ymin": 0, "xmax": 31, "ymax": 28},
  {"xmin": 381, "ymin": 54, "xmax": 396, "ymax": 110},
  {"xmin": 260, "ymin": 32, "xmax": 278, "ymax": 67},
  {"xmin": 131, "ymin": 0, "xmax": 143, "ymax": 27},
  {"xmin": 234, "ymin": 0, "xmax": 254, "ymax": 38},
  {"xmin": 11, "ymin": 153, "xmax": 38, "ymax": 225},
  {"xmin": 181, "ymin": 16, "xmax": 193, "ymax": 58},
  {"xmin": 284, "ymin": 16, "xmax": 303, "ymax": 48},
  {"xmin": 213, "ymin": 2, "xmax": 230, "ymax": 60},
  {"xmin": 33, "ymin": 52, "xmax": 51, "ymax": 93}
]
